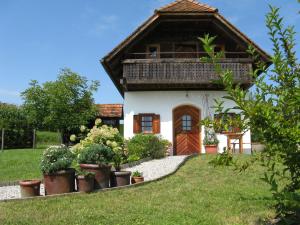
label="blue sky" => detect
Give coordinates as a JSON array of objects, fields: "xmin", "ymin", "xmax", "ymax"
[{"xmin": 0, "ymin": 0, "xmax": 299, "ymax": 105}]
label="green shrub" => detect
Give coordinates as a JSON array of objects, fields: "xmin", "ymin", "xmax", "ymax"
[
  {"xmin": 0, "ymin": 102, "xmax": 33, "ymax": 149},
  {"xmin": 40, "ymin": 145, "xmax": 74, "ymax": 174},
  {"xmin": 36, "ymin": 131, "xmax": 60, "ymax": 148},
  {"xmin": 126, "ymin": 134, "xmax": 170, "ymax": 162},
  {"xmin": 77, "ymin": 144, "xmax": 115, "ymax": 165}
]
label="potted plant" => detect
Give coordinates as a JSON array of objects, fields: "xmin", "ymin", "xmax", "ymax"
[
  {"xmin": 131, "ymin": 171, "xmax": 144, "ymax": 184},
  {"xmin": 110, "ymin": 148, "xmax": 131, "ymax": 187},
  {"xmin": 203, "ymin": 127, "xmax": 219, "ymax": 154},
  {"xmin": 78, "ymin": 144, "xmax": 114, "ymax": 189},
  {"xmin": 19, "ymin": 179, "xmax": 41, "ymax": 198},
  {"xmin": 76, "ymin": 170, "xmax": 95, "ymax": 193},
  {"xmin": 41, "ymin": 145, "xmax": 75, "ymax": 195}
]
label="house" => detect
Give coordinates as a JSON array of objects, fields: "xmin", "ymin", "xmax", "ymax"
[
  {"xmin": 101, "ymin": 0, "xmax": 271, "ymax": 155},
  {"xmin": 96, "ymin": 104, "xmax": 123, "ymax": 128}
]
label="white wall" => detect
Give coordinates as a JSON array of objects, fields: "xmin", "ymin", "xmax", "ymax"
[{"xmin": 124, "ymin": 91, "xmax": 251, "ymax": 154}]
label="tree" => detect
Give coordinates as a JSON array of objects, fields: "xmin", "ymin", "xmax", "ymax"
[
  {"xmin": 22, "ymin": 68, "xmax": 99, "ymax": 143},
  {"xmin": 200, "ymin": 6, "xmax": 300, "ymax": 220},
  {"xmin": 0, "ymin": 102, "xmax": 33, "ymax": 149}
]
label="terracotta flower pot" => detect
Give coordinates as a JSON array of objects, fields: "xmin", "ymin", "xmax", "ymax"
[
  {"xmin": 43, "ymin": 169, "xmax": 75, "ymax": 195},
  {"xmin": 111, "ymin": 171, "xmax": 131, "ymax": 187},
  {"xmin": 19, "ymin": 180, "xmax": 41, "ymax": 198},
  {"xmin": 76, "ymin": 175, "xmax": 95, "ymax": 193},
  {"xmin": 205, "ymin": 145, "xmax": 218, "ymax": 154},
  {"xmin": 131, "ymin": 176, "xmax": 144, "ymax": 184},
  {"xmin": 80, "ymin": 164, "xmax": 111, "ymax": 189}
]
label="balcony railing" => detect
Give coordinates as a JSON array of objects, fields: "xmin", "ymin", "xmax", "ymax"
[{"xmin": 122, "ymin": 58, "xmax": 253, "ymax": 85}]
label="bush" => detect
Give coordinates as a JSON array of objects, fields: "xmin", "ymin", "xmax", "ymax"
[
  {"xmin": 71, "ymin": 119, "xmax": 123, "ymax": 155},
  {"xmin": 126, "ymin": 134, "xmax": 170, "ymax": 162},
  {"xmin": 77, "ymin": 144, "xmax": 115, "ymax": 165},
  {"xmin": 40, "ymin": 145, "xmax": 74, "ymax": 174},
  {"xmin": 0, "ymin": 102, "xmax": 33, "ymax": 149},
  {"xmin": 36, "ymin": 131, "xmax": 61, "ymax": 148}
]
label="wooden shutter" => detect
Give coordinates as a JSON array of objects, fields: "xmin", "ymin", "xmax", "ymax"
[
  {"xmin": 133, "ymin": 115, "xmax": 140, "ymax": 133},
  {"xmin": 153, "ymin": 114, "xmax": 160, "ymax": 134}
]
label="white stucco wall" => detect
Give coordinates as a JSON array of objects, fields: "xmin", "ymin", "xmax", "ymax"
[{"xmin": 124, "ymin": 91, "xmax": 251, "ymax": 154}]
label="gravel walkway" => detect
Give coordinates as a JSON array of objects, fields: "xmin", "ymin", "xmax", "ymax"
[
  {"xmin": 0, "ymin": 155, "xmax": 188, "ymax": 201},
  {"xmin": 0, "ymin": 184, "xmax": 45, "ymax": 200},
  {"xmin": 125, "ymin": 155, "xmax": 188, "ymax": 181}
]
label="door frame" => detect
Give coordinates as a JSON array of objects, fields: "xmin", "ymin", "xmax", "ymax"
[{"xmin": 172, "ymin": 104, "xmax": 202, "ymax": 155}]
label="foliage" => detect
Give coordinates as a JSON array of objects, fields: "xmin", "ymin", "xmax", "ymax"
[
  {"xmin": 132, "ymin": 171, "xmax": 143, "ymax": 177},
  {"xmin": 40, "ymin": 145, "xmax": 74, "ymax": 174},
  {"xmin": 126, "ymin": 134, "xmax": 170, "ymax": 162},
  {"xmin": 209, "ymin": 149, "xmax": 234, "ymax": 167},
  {"xmin": 77, "ymin": 144, "xmax": 114, "ymax": 165},
  {"xmin": 200, "ymin": 5, "xmax": 300, "ymax": 219},
  {"xmin": 0, "ymin": 102, "xmax": 33, "ymax": 149},
  {"xmin": 72, "ymin": 119, "xmax": 125, "ymax": 170},
  {"xmin": 72, "ymin": 119, "xmax": 123, "ymax": 154},
  {"xmin": 36, "ymin": 131, "xmax": 61, "ymax": 148},
  {"xmin": 22, "ymin": 68, "xmax": 99, "ymax": 143}
]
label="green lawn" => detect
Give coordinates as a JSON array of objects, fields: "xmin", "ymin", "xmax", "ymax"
[
  {"xmin": 0, "ymin": 156, "xmax": 277, "ymax": 225},
  {"xmin": 0, "ymin": 148, "xmax": 44, "ymax": 182}
]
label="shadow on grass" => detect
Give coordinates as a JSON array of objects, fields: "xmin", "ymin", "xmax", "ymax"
[{"xmin": 255, "ymin": 192, "xmax": 300, "ymax": 225}]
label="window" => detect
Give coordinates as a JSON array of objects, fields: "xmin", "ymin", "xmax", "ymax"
[
  {"xmin": 141, "ymin": 115, "xmax": 153, "ymax": 133},
  {"xmin": 147, "ymin": 45, "xmax": 160, "ymax": 59},
  {"xmin": 133, "ymin": 114, "xmax": 160, "ymax": 134},
  {"xmin": 182, "ymin": 114, "xmax": 192, "ymax": 131},
  {"xmin": 214, "ymin": 44, "xmax": 225, "ymax": 55}
]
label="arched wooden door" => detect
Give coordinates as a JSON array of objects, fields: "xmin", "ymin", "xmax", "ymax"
[{"xmin": 173, "ymin": 105, "xmax": 201, "ymax": 155}]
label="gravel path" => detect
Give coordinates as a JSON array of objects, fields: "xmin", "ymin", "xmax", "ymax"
[
  {"xmin": 0, "ymin": 155, "xmax": 188, "ymax": 201},
  {"xmin": 0, "ymin": 184, "xmax": 45, "ymax": 200},
  {"xmin": 125, "ymin": 155, "xmax": 188, "ymax": 181}
]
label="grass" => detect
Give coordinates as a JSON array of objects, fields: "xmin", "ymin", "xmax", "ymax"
[
  {"xmin": 0, "ymin": 156, "xmax": 277, "ymax": 225},
  {"xmin": 36, "ymin": 131, "xmax": 61, "ymax": 149},
  {"xmin": 0, "ymin": 148, "xmax": 44, "ymax": 182}
]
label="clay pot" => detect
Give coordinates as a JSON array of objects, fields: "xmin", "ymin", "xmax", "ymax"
[
  {"xmin": 76, "ymin": 175, "xmax": 95, "ymax": 193},
  {"xmin": 131, "ymin": 176, "xmax": 144, "ymax": 184},
  {"xmin": 205, "ymin": 145, "xmax": 218, "ymax": 154},
  {"xmin": 111, "ymin": 171, "xmax": 131, "ymax": 187},
  {"xmin": 19, "ymin": 180, "xmax": 41, "ymax": 198},
  {"xmin": 80, "ymin": 164, "xmax": 111, "ymax": 189},
  {"xmin": 43, "ymin": 169, "xmax": 75, "ymax": 195}
]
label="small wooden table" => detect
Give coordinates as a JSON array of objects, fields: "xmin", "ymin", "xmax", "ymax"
[{"xmin": 225, "ymin": 133, "xmax": 243, "ymax": 153}]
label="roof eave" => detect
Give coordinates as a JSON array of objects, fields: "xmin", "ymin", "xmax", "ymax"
[{"xmin": 100, "ymin": 59, "xmax": 124, "ymax": 97}]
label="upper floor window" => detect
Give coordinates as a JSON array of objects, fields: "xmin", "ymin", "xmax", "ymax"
[
  {"xmin": 214, "ymin": 44, "xmax": 225, "ymax": 54},
  {"xmin": 147, "ymin": 45, "xmax": 160, "ymax": 59}
]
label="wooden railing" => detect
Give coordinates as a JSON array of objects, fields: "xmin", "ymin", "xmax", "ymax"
[{"xmin": 123, "ymin": 58, "xmax": 253, "ymax": 84}]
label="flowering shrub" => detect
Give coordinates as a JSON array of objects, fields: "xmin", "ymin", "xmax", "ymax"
[
  {"xmin": 203, "ymin": 127, "xmax": 219, "ymax": 146},
  {"xmin": 40, "ymin": 145, "xmax": 74, "ymax": 174},
  {"xmin": 77, "ymin": 144, "xmax": 115, "ymax": 165},
  {"xmin": 71, "ymin": 119, "xmax": 124, "ymax": 155}
]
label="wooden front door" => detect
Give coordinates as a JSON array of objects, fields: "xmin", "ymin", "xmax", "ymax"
[{"xmin": 173, "ymin": 105, "xmax": 200, "ymax": 155}]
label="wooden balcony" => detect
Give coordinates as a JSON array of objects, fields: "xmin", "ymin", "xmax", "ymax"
[{"xmin": 122, "ymin": 58, "xmax": 253, "ymax": 90}]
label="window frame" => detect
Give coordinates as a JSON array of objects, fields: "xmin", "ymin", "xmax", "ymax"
[
  {"xmin": 140, "ymin": 114, "xmax": 154, "ymax": 134},
  {"xmin": 147, "ymin": 44, "xmax": 160, "ymax": 59}
]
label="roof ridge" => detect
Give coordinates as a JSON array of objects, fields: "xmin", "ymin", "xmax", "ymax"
[{"xmin": 156, "ymin": 0, "xmax": 217, "ymax": 13}]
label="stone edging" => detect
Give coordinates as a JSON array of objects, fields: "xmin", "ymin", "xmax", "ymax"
[{"xmin": 0, "ymin": 155, "xmax": 195, "ymax": 203}]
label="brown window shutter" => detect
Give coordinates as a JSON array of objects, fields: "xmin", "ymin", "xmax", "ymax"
[
  {"xmin": 133, "ymin": 115, "xmax": 140, "ymax": 133},
  {"xmin": 153, "ymin": 114, "xmax": 160, "ymax": 134}
]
